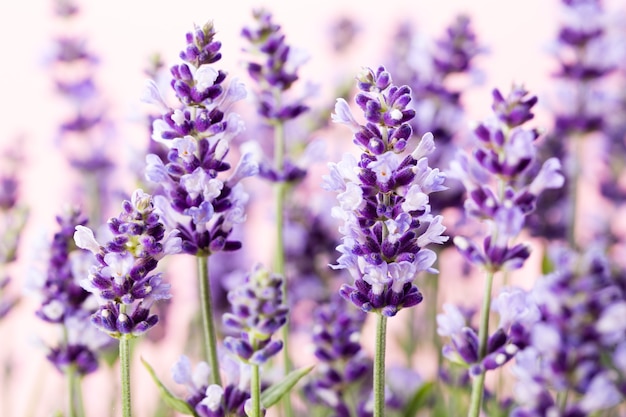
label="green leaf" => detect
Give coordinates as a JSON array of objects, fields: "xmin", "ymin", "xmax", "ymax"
[
  {"xmin": 260, "ymin": 365, "xmax": 315, "ymax": 409},
  {"xmin": 402, "ymin": 381, "xmax": 435, "ymax": 417},
  {"xmin": 141, "ymin": 357, "xmax": 197, "ymax": 416}
]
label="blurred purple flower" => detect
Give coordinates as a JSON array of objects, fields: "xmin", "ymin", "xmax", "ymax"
[
  {"xmin": 304, "ymin": 295, "xmax": 371, "ymax": 416},
  {"xmin": 222, "ymin": 264, "xmax": 288, "ymax": 365},
  {"xmin": 450, "ymin": 85, "xmax": 564, "ymax": 272},
  {"xmin": 510, "ymin": 246, "xmax": 626, "ymax": 416},
  {"xmin": 172, "ymin": 355, "xmax": 250, "ymax": 417}
]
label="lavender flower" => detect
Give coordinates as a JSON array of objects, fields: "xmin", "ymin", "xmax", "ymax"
[
  {"xmin": 386, "ymin": 15, "xmax": 483, "ymax": 214},
  {"xmin": 30, "ymin": 208, "xmax": 109, "ymax": 375},
  {"xmin": 242, "ymin": 9, "xmax": 309, "ymax": 123},
  {"xmin": 241, "ymin": 8, "xmax": 312, "ymax": 185},
  {"xmin": 144, "ymin": 21, "xmax": 256, "ymax": 256},
  {"xmin": 450, "ymin": 85, "xmax": 564, "ymax": 272},
  {"xmin": 511, "ymin": 247, "xmax": 626, "ymax": 416},
  {"xmin": 325, "ymin": 66, "xmax": 448, "ymax": 317},
  {"xmin": 49, "ymin": 0, "xmax": 114, "ymax": 223},
  {"xmin": 222, "ymin": 264, "xmax": 288, "ymax": 365},
  {"xmin": 172, "ymin": 355, "xmax": 250, "ymax": 417},
  {"xmin": 529, "ymin": 0, "xmax": 615, "ymax": 241},
  {"xmin": 304, "ymin": 296, "xmax": 371, "ymax": 416},
  {"xmin": 437, "ymin": 287, "xmax": 539, "ymax": 377},
  {"xmin": 74, "ymin": 189, "xmax": 180, "ymax": 338},
  {"xmin": 0, "ymin": 150, "xmax": 28, "ymax": 319}
]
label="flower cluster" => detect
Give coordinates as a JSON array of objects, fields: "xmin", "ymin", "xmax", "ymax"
[
  {"xmin": 451, "ymin": 85, "xmax": 564, "ymax": 272},
  {"xmin": 222, "ymin": 265, "xmax": 288, "ymax": 365},
  {"xmin": 325, "ymin": 66, "xmax": 448, "ymax": 317},
  {"xmin": 438, "ymin": 287, "xmax": 539, "ymax": 377},
  {"xmin": 511, "ymin": 247, "xmax": 626, "ymax": 416},
  {"xmin": 552, "ymin": 0, "xmax": 613, "ymax": 136},
  {"xmin": 304, "ymin": 295, "xmax": 371, "ymax": 416},
  {"xmin": 172, "ymin": 355, "xmax": 250, "ymax": 417},
  {"xmin": 49, "ymin": 0, "xmax": 114, "ymax": 223},
  {"xmin": 241, "ymin": 8, "xmax": 310, "ymax": 184},
  {"xmin": 242, "ymin": 9, "xmax": 308, "ymax": 123},
  {"xmin": 0, "ymin": 150, "xmax": 27, "ymax": 319},
  {"xmin": 34, "ymin": 208, "xmax": 107, "ymax": 375},
  {"xmin": 144, "ymin": 21, "xmax": 256, "ymax": 256},
  {"xmin": 74, "ymin": 189, "xmax": 180, "ymax": 338}
]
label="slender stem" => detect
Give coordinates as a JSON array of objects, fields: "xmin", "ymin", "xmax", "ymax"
[
  {"xmin": 250, "ymin": 364, "xmax": 262, "ymax": 417},
  {"xmin": 119, "ymin": 335, "xmax": 132, "ymax": 417},
  {"xmin": 67, "ymin": 365, "xmax": 77, "ymax": 417},
  {"xmin": 373, "ymin": 313, "xmax": 388, "ymax": 417},
  {"xmin": 197, "ymin": 255, "xmax": 222, "ymax": 386},
  {"xmin": 467, "ymin": 270, "xmax": 495, "ymax": 417},
  {"xmin": 567, "ymin": 135, "xmax": 581, "ymax": 249},
  {"xmin": 273, "ymin": 114, "xmax": 293, "ymax": 417}
]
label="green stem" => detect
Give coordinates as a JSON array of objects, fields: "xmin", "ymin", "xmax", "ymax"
[
  {"xmin": 467, "ymin": 270, "xmax": 495, "ymax": 417},
  {"xmin": 567, "ymin": 135, "xmax": 581, "ymax": 249},
  {"xmin": 67, "ymin": 365, "xmax": 77, "ymax": 417},
  {"xmin": 250, "ymin": 364, "xmax": 262, "ymax": 417},
  {"xmin": 119, "ymin": 335, "xmax": 132, "ymax": 417},
  {"xmin": 67, "ymin": 365, "xmax": 86, "ymax": 417},
  {"xmin": 197, "ymin": 255, "xmax": 222, "ymax": 386},
  {"xmin": 273, "ymin": 115, "xmax": 293, "ymax": 417},
  {"xmin": 374, "ymin": 313, "xmax": 388, "ymax": 417}
]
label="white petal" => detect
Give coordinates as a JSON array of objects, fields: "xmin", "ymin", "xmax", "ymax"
[{"xmin": 73, "ymin": 226, "xmax": 100, "ymax": 254}]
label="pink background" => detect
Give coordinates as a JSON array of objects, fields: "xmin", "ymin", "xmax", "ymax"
[{"xmin": 1, "ymin": 0, "xmax": 624, "ymax": 416}]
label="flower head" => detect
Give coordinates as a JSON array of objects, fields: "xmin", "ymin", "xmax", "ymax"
[
  {"xmin": 326, "ymin": 66, "xmax": 448, "ymax": 317},
  {"xmin": 74, "ymin": 190, "xmax": 178, "ymax": 338},
  {"xmin": 222, "ymin": 264, "xmax": 288, "ymax": 365}
]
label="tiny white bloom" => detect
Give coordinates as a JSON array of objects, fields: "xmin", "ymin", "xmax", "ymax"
[
  {"xmin": 194, "ymin": 65, "xmax": 219, "ymax": 91},
  {"xmin": 74, "ymin": 225, "xmax": 100, "ymax": 254}
]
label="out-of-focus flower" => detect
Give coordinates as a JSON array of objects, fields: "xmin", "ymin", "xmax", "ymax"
[
  {"xmin": 49, "ymin": 0, "xmax": 115, "ymax": 224},
  {"xmin": 450, "ymin": 85, "xmax": 564, "ymax": 272},
  {"xmin": 304, "ymin": 295, "xmax": 371, "ymax": 416},
  {"xmin": 222, "ymin": 264, "xmax": 288, "ymax": 365},
  {"xmin": 325, "ymin": 66, "xmax": 448, "ymax": 317},
  {"xmin": 31, "ymin": 208, "xmax": 108, "ymax": 375},
  {"xmin": 511, "ymin": 246, "xmax": 626, "ymax": 416},
  {"xmin": 386, "ymin": 15, "xmax": 485, "ymax": 217},
  {"xmin": 0, "ymin": 147, "xmax": 28, "ymax": 320},
  {"xmin": 172, "ymin": 355, "xmax": 250, "ymax": 417},
  {"xmin": 241, "ymin": 8, "xmax": 311, "ymax": 185}
]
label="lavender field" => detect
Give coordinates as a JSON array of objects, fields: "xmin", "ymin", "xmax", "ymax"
[{"xmin": 1, "ymin": 1, "xmax": 626, "ymax": 416}]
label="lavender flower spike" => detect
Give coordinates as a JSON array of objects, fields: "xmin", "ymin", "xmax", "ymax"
[
  {"xmin": 172, "ymin": 355, "xmax": 251, "ymax": 417},
  {"xmin": 74, "ymin": 189, "xmax": 180, "ymax": 338},
  {"xmin": 223, "ymin": 264, "xmax": 288, "ymax": 365},
  {"xmin": 325, "ymin": 66, "xmax": 448, "ymax": 317},
  {"xmin": 145, "ymin": 20, "xmax": 256, "ymax": 256}
]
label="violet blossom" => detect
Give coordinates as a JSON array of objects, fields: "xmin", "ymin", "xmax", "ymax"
[
  {"xmin": 172, "ymin": 355, "xmax": 250, "ymax": 417},
  {"xmin": 31, "ymin": 208, "xmax": 108, "ymax": 375},
  {"xmin": 304, "ymin": 295, "xmax": 371, "ymax": 416},
  {"xmin": 240, "ymin": 8, "xmax": 311, "ymax": 184},
  {"xmin": 386, "ymin": 15, "xmax": 484, "ymax": 215},
  {"xmin": 222, "ymin": 264, "xmax": 288, "ymax": 365},
  {"xmin": 74, "ymin": 189, "xmax": 180, "ymax": 338},
  {"xmin": 325, "ymin": 66, "xmax": 448, "ymax": 317},
  {"xmin": 144, "ymin": 21, "xmax": 256, "ymax": 256},
  {"xmin": 49, "ymin": 0, "xmax": 114, "ymax": 224},
  {"xmin": 0, "ymin": 150, "xmax": 27, "ymax": 319},
  {"xmin": 510, "ymin": 247, "xmax": 626, "ymax": 416},
  {"xmin": 450, "ymin": 85, "xmax": 564, "ymax": 272}
]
